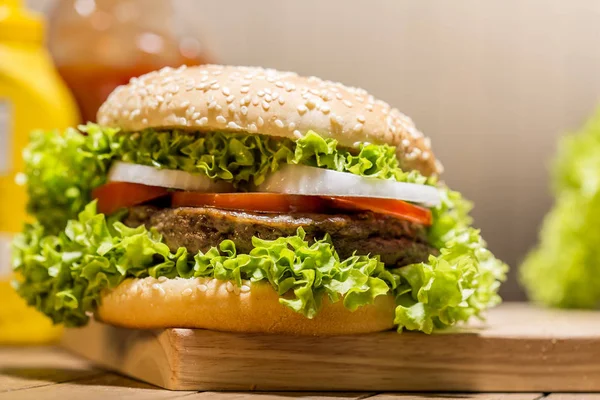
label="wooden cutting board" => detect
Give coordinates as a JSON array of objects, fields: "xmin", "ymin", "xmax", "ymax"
[{"xmin": 61, "ymin": 303, "xmax": 600, "ymax": 392}]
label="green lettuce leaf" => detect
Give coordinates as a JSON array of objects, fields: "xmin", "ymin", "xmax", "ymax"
[
  {"xmin": 13, "ymin": 190, "xmax": 507, "ymax": 333},
  {"xmin": 520, "ymin": 111, "xmax": 600, "ymax": 308},
  {"xmin": 13, "ymin": 201, "xmax": 396, "ymax": 327},
  {"xmin": 23, "ymin": 125, "xmax": 433, "ymax": 233},
  {"xmin": 393, "ymin": 187, "xmax": 507, "ymax": 333}
]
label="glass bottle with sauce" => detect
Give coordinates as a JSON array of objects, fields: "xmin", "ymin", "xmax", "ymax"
[
  {"xmin": 48, "ymin": 0, "xmax": 214, "ymax": 123},
  {"xmin": 0, "ymin": 0, "xmax": 78, "ymax": 344}
]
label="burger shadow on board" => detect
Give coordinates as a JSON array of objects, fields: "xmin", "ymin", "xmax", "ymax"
[{"xmin": 11, "ymin": 65, "xmax": 507, "ymax": 340}]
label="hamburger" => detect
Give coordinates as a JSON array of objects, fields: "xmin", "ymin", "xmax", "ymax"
[{"xmin": 12, "ymin": 65, "xmax": 507, "ymax": 335}]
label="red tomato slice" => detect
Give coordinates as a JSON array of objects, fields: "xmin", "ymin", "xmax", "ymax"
[
  {"xmin": 328, "ymin": 197, "xmax": 432, "ymax": 226},
  {"xmin": 92, "ymin": 182, "xmax": 169, "ymax": 215},
  {"xmin": 171, "ymin": 192, "xmax": 327, "ymax": 213}
]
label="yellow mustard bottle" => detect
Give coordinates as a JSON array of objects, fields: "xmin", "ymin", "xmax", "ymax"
[{"xmin": 0, "ymin": 0, "xmax": 78, "ymax": 344}]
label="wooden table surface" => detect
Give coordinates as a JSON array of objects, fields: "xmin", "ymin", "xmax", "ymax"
[{"xmin": 0, "ymin": 346, "xmax": 597, "ymax": 400}]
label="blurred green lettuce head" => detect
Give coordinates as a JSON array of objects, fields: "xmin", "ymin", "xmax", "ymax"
[{"xmin": 521, "ymin": 110, "xmax": 600, "ymax": 307}]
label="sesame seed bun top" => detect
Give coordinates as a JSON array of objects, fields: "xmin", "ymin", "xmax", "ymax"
[{"xmin": 97, "ymin": 64, "xmax": 442, "ymax": 176}]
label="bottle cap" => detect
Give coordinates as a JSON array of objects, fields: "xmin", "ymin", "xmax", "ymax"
[{"xmin": 0, "ymin": 0, "xmax": 44, "ymax": 43}]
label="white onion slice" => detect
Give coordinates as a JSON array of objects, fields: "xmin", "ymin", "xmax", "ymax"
[
  {"xmin": 108, "ymin": 162, "xmax": 234, "ymax": 192},
  {"xmin": 256, "ymin": 164, "xmax": 440, "ymax": 207}
]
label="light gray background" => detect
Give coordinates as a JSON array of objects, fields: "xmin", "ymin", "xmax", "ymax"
[{"xmin": 29, "ymin": 0, "xmax": 600, "ymax": 300}]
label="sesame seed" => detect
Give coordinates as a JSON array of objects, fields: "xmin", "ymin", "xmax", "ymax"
[
  {"xmin": 241, "ymin": 285, "xmax": 251, "ymax": 293},
  {"xmin": 248, "ymin": 123, "xmax": 258, "ymax": 133},
  {"xmin": 257, "ymin": 90, "xmax": 265, "ymax": 97},
  {"xmin": 297, "ymin": 104, "xmax": 308, "ymax": 115},
  {"xmin": 216, "ymin": 115, "xmax": 227, "ymax": 124},
  {"xmin": 192, "ymin": 112, "xmax": 201, "ymax": 120},
  {"xmin": 241, "ymin": 106, "xmax": 248, "ymax": 116},
  {"xmin": 198, "ymin": 284, "xmax": 208, "ymax": 292},
  {"xmin": 222, "ymin": 87, "xmax": 231, "ymax": 96},
  {"xmin": 156, "ymin": 95, "xmax": 165, "ymax": 102},
  {"xmin": 288, "ymin": 122, "xmax": 296, "ymax": 131},
  {"xmin": 196, "ymin": 117, "xmax": 208, "ymax": 125},
  {"xmin": 275, "ymin": 81, "xmax": 284, "ymax": 88},
  {"xmin": 272, "ymin": 92, "xmax": 279, "ymax": 100},
  {"xmin": 240, "ymin": 86, "xmax": 250, "ymax": 94},
  {"xmin": 152, "ymin": 283, "xmax": 166, "ymax": 296},
  {"xmin": 422, "ymin": 151, "xmax": 430, "ymax": 160},
  {"xmin": 182, "ymin": 288, "xmax": 193, "ymax": 296},
  {"xmin": 365, "ymin": 103, "xmax": 374, "ymax": 111},
  {"xmin": 228, "ymin": 121, "xmax": 241, "ymax": 129},
  {"xmin": 228, "ymin": 104, "xmax": 236, "ymax": 112},
  {"xmin": 275, "ymin": 119, "xmax": 284, "ymax": 128},
  {"xmin": 240, "ymin": 96, "xmax": 250, "ymax": 106},
  {"xmin": 343, "ymin": 100, "xmax": 353, "ymax": 108},
  {"xmin": 226, "ymin": 95, "xmax": 235, "ymax": 103},
  {"xmin": 200, "ymin": 75, "xmax": 209, "ymax": 82},
  {"xmin": 257, "ymin": 116, "xmax": 264, "ymax": 127},
  {"xmin": 278, "ymin": 97, "xmax": 285, "ymax": 105},
  {"xmin": 210, "ymin": 82, "xmax": 220, "ymax": 90},
  {"xmin": 179, "ymin": 117, "xmax": 188, "ymax": 125},
  {"xmin": 208, "ymin": 101, "xmax": 217, "ymax": 110},
  {"xmin": 285, "ymin": 83, "xmax": 296, "ymax": 92},
  {"xmin": 301, "ymin": 92, "xmax": 310, "ymax": 100},
  {"xmin": 185, "ymin": 106, "xmax": 195, "ymax": 116},
  {"xmin": 335, "ymin": 93, "xmax": 343, "ymax": 100},
  {"xmin": 402, "ymin": 139, "xmax": 410, "ymax": 147},
  {"xmin": 158, "ymin": 276, "xmax": 168, "ymax": 283},
  {"xmin": 262, "ymin": 101, "xmax": 270, "ymax": 110},
  {"xmin": 265, "ymin": 94, "xmax": 272, "ymax": 102},
  {"xmin": 293, "ymin": 130, "xmax": 302, "ymax": 138},
  {"xmin": 129, "ymin": 109, "xmax": 140, "ymax": 120},
  {"xmin": 226, "ymin": 281, "xmax": 234, "ymax": 292},
  {"xmin": 357, "ymin": 114, "xmax": 366, "ymax": 123},
  {"xmin": 353, "ymin": 123, "xmax": 364, "ymax": 132},
  {"xmin": 141, "ymin": 118, "xmax": 148, "ymax": 124},
  {"xmin": 320, "ymin": 105, "xmax": 331, "ymax": 114},
  {"xmin": 305, "ymin": 98, "xmax": 317, "ymax": 109},
  {"xmin": 252, "ymin": 97, "xmax": 260, "ymax": 106}
]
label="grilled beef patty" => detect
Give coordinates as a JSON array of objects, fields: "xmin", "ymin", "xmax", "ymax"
[{"xmin": 125, "ymin": 206, "xmax": 436, "ymax": 268}]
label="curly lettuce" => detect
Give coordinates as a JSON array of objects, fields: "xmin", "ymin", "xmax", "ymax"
[
  {"xmin": 23, "ymin": 124, "xmax": 432, "ymax": 233},
  {"xmin": 521, "ymin": 111, "xmax": 600, "ymax": 308},
  {"xmin": 13, "ymin": 192, "xmax": 506, "ymax": 333}
]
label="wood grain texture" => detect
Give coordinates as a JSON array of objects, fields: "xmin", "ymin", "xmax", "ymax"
[
  {"xmin": 0, "ymin": 347, "xmax": 100, "ymax": 393},
  {"xmin": 61, "ymin": 303, "xmax": 600, "ymax": 392},
  {"xmin": 186, "ymin": 393, "xmax": 372, "ymax": 399},
  {"xmin": 0, "ymin": 373, "xmax": 194, "ymax": 400}
]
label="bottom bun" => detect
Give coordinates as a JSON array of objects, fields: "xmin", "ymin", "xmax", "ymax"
[{"xmin": 97, "ymin": 277, "xmax": 396, "ymax": 335}]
